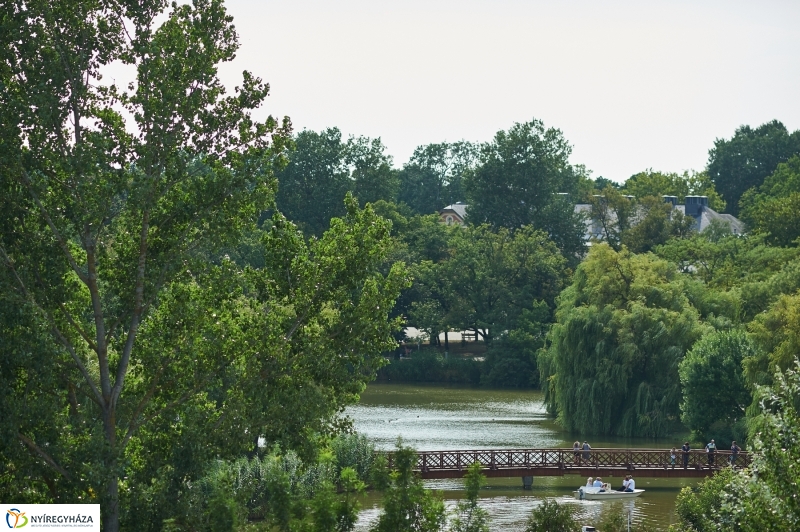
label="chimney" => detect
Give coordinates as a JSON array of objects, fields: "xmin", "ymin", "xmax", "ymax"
[
  {"xmin": 684, "ymin": 196, "xmax": 708, "ymax": 217},
  {"xmin": 662, "ymin": 195, "xmax": 678, "ymax": 207}
]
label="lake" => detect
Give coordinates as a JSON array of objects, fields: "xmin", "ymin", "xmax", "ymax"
[{"xmin": 346, "ymin": 383, "xmax": 697, "ymax": 531}]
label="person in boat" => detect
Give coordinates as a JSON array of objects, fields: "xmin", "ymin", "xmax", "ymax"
[
  {"xmin": 624, "ymin": 475, "xmax": 636, "ymax": 493},
  {"xmin": 593, "ymin": 477, "xmax": 606, "ymax": 492},
  {"xmin": 586, "ymin": 476, "xmax": 594, "ymax": 487}
]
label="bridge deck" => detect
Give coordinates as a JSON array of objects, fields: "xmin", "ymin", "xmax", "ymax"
[{"xmin": 392, "ymin": 448, "xmax": 749, "ymax": 479}]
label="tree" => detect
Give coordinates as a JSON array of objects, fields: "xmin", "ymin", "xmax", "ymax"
[
  {"xmin": 707, "ymin": 120, "xmax": 800, "ymax": 216},
  {"xmin": 276, "ymin": 130, "xmax": 398, "ymax": 236},
  {"xmin": 275, "ymin": 128, "xmax": 352, "ymax": 235},
  {"xmin": 587, "ymin": 186, "xmax": 636, "ymax": 250},
  {"xmin": 371, "ymin": 442, "xmax": 446, "ymax": 532},
  {"xmin": 671, "ymin": 363, "xmax": 800, "ymax": 531},
  {"xmin": 435, "ymin": 225, "xmax": 568, "ymax": 344},
  {"xmin": 524, "ymin": 499, "xmax": 577, "ymax": 532},
  {"xmin": 622, "ymin": 196, "xmax": 696, "ymax": 253},
  {"xmin": 347, "ymin": 135, "xmax": 398, "ymax": 207},
  {"xmin": 539, "ymin": 244, "xmax": 706, "ymax": 437},
  {"xmin": 678, "ymin": 330, "xmax": 754, "ymax": 444},
  {"xmin": 450, "ymin": 462, "xmax": 490, "ymax": 532},
  {"xmin": 0, "ymin": 3, "xmax": 408, "ymax": 530},
  {"xmin": 745, "ymin": 291, "xmax": 800, "ymax": 390},
  {"xmin": 463, "ymin": 119, "xmax": 587, "ymax": 257},
  {"xmin": 398, "ymin": 141, "xmax": 477, "ymax": 215},
  {"xmin": 740, "ymin": 155, "xmax": 800, "ymax": 246},
  {"xmin": 622, "ymin": 170, "xmax": 725, "ymax": 212}
]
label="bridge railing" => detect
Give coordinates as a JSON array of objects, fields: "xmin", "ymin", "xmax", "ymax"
[{"xmin": 386, "ymin": 448, "xmax": 750, "ymax": 472}]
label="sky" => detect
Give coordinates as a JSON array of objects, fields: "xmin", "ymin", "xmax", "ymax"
[{"xmin": 215, "ymin": 0, "xmax": 800, "ymax": 182}]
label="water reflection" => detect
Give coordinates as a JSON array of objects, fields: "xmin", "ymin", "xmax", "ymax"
[{"xmin": 346, "ymin": 383, "xmax": 696, "ymax": 531}]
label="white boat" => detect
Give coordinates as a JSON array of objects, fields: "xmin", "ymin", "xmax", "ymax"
[{"xmin": 573, "ymin": 486, "xmax": 645, "ymax": 500}]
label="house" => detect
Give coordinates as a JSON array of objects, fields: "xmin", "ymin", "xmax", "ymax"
[
  {"xmin": 439, "ymin": 202, "xmax": 468, "ymax": 226},
  {"xmin": 441, "ymin": 196, "xmax": 744, "ymax": 240},
  {"xmin": 574, "ymin": 195, "xmax": 744, "ymax": 243}
]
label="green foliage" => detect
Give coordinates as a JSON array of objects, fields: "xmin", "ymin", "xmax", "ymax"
[
  {"xmin": 398, "ymin": 142, "xmax": 477, "ymax": 215},
  {"xmin": 745, "ymin": 291, "xmax": 800, "ymax": 389},
  {"xmin": 621, "ymin": 196, "xmax": 696, "ymax": 253},
  {"xmin": 450, "ymin": 462, "xmax": 490, "ymax": 532},
  {"xmin": 433, "ymin": 224, "xmax": 568, "ymax": 343},
  {"xmin": 463, "ymin": 119, "xmax": 587, "ymax": 257},
  {"xmin": 540, "ymin": 244, "xmax": 706, "ymax": 436},
  {"xmin": 330, "ymin": 433, "xmax": 376, "ymax": 483},
  {"xmin": 672, "ymin": 362, "xmax": 800, "ymax": 531},
  {"xmin": 275, "ymin": 128, "xmax": 352, "ymax": 235},
  {"xmin": 740, "ymin": 155, "xmax": 800, "ymax": 246},
  {"xmin": 678, "ymin": 330, "xmax": 754, "ymax": 445},
  {"xmin": 309, "ymin": 468, "xmax": 365, "ymax": 532},
  {"xmin": 670, "ymin": 467, "xmax": 739, "ymax": 532},
  {"xmin": 276, "ymin": 128, "xmax": 398, "ymax": 236},
  {"xmin": 598, "ymin": 502, "xmax": 636, "ymax": 532},
  {"xmin": 371, "ymin": 442, "xmax": 446, "ymax": 532},
  {"xmin": 707, "ymin": 120, "xmax": 800, "ymax": 216},
  {"xmin": 524, "ymin": 499, "xmax": 577, "ymax": 532},
  {"xmin": 622, "ymin": 170, "xmax": 725, "ymax": 211},
  {"xmin": 588, "ymin": 186, "xmax": 637, "ymax": 250}
]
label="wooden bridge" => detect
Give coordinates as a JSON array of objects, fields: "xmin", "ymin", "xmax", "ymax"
[{"xmin": 391, "ymin": 448, "xmax": 750, "ymax": 480}]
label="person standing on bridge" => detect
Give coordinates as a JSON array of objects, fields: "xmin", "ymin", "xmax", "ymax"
[
  {"xmin": 573, "ymin": 441, "xmax": 581, "ymax": 465},
  {"xmin": 706, "ymin": 439, "xmax": 717, "ymax": 467},
  {"xmin": 682, "ymin": 441, "xmax": 690, "ymax": 468},
  {"xmin": 730, "ymin": 440, "xmax": 740, "ymax": 467},
  {"xmin": 582, "ymin": 441, "xmax": 591, "ymax": 464}
]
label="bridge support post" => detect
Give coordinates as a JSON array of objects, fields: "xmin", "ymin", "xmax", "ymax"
[{"xmin": 522, "ymin": 476, "xmax": 533, "ymax": 490}]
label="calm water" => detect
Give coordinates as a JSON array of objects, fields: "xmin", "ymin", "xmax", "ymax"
[{"xmin": 346, "ymin": 383, "xmax": 697, "ymax": 531}]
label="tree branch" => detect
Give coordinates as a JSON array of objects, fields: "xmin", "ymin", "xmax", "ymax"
[
  {"xmin": 0, "ymin": 244, "xmax": 103, "ymax": 405},
  {"xmin": 17, "ymin": 432, "xmax": 72, "ymax": 480},
  {"xmin": 19, "ymin": 171, "xmax": 88, "ymax": 284}
]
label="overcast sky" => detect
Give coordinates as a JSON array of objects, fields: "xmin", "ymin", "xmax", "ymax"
[{"xmin": 216, "ymin": 0, "xmax": 800, "ymax": 182}]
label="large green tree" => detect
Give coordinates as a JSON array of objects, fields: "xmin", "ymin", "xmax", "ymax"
[
  {"xmin": 397, "ymin": 141, "xmax": 477, "ymax": 215},
  {"xmin": 0, "ymin": 2, "xmax": 407, "ymax": 531},
  {"xmin": 463, "ymin": 119, "xmax": 587, "ymax": 258},
  {"xmin": 275, "ymin": 128, "xmax": 352, "ymax": 235},
  {"xmin": 429, "ymin": 224, "xmax": 568, "ymax": 344},
  {"xmin": 707, "ymin": 120, "xmax": 800, "ymax": 216},
  {"xmin": 275, "ymin": 129, "xmax": 397, "ymax": 235},
  {"xmin": 678, "ymin": 330, "xmax": 754, "ymax": 444},
  {"xmin": 539, "ymin": 244, "xmax": 706, "ymax": 437},
  {"xmin": 739, "ymin": 155, "xmax": 800, "ymax": 246}
]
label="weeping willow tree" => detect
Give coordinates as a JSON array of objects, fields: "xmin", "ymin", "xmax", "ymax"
[{"xmin": 539, "ymin": 244, "xmax": 707, "ymax": 437}]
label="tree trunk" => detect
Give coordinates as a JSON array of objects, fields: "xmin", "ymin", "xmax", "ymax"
[
  {"xmin": 444, "ymin": 330, "xmax": 449, "ymax": 351},
  {"xmin": 103, "ymin": 407, "xmax": 120, "ymax": 532}
]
